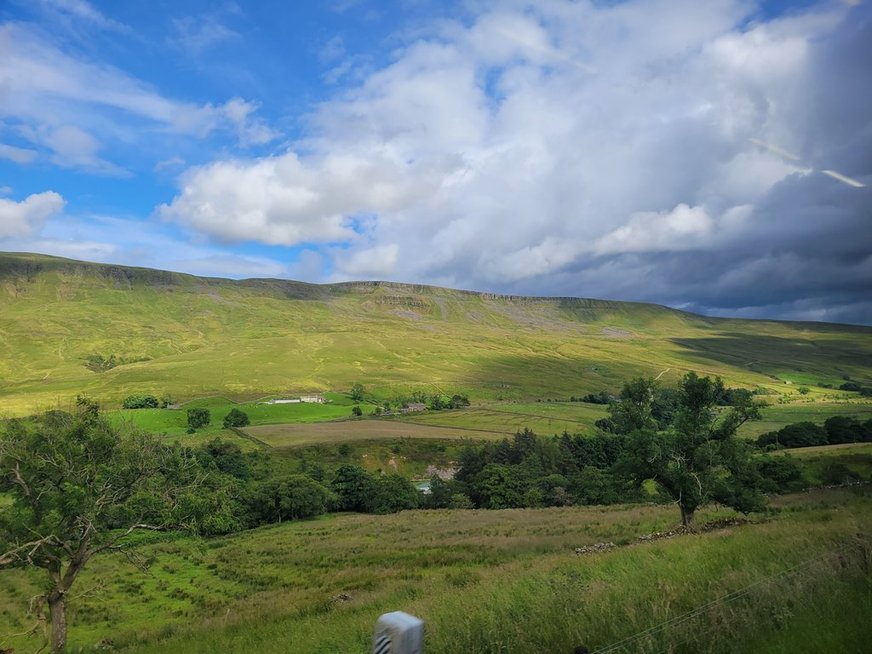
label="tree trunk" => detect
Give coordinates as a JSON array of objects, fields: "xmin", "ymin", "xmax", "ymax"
[
  {"xmin": 680, "ymin": 504, "xmax": 694, "ymax": 528},
  {"xmin": 48, "ymin": 591, "xmax": 67, "ymax": 654}
]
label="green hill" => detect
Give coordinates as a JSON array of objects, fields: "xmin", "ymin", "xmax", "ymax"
[{"xmin": 1, "ymin": 251, "xmax": 870, "ymax": 415}]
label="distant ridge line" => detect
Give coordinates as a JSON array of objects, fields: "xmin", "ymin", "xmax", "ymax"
[{"xmin": 0, "ymin": 251, "xmax": 658, "ymax": 309}]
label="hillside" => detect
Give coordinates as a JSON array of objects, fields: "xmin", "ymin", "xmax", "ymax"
[{"xmin": 1, "ymin": 251, "xmax": 870, "ymax": 415}]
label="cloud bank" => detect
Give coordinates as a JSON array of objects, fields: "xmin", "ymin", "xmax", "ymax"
[{"xmin": 156, "ymin": 0, "xmax": 872, "ymax": 323}]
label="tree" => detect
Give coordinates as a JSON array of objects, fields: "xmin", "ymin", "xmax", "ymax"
[
  {"xmin": 374, "ymin": 474, "xmax": 420, "ymax": 513},
  {"xmin": 246, "ymin": 475, "xmax": 335, "ymax": 525},
  {"xmin": 0, "ymin": 398, "xmax": 202, "ymax": 653},
  {"xmin": 607, "ymin": 377, "xmax": 657, "ymax": 434},
  {"xmin": 351, "ymin": 383, "xmax": 365, "ymax": 402},
  {"xmin": 351, "ymin": 405, "xmax": 363, "ymax": 417},
  {"xmin": 618, "ymin": 373, "xmax": 765, "ymax": 527},
  {"xmin": 187, "ymin": 407, "xmax": 210, "ymax": 430},
  {"xmin": 331, "ymin": 464, "xmax": 378, "ymax": 512},
  {"xmin": 222, "ymin": 408, "xmax": 250, "ymax": 428}
]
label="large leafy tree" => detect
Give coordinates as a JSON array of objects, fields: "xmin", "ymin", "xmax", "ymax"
[
  {"xmin": 0, "ymin": 398, "xmax": 203, "ymax": 653},
  {"xmin": 616, "ymin": 373, "xmax": 765, "ymax": 527}
]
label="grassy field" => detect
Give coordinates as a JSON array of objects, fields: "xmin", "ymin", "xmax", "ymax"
[
  {"xmin": 2, "ymin": 252, "xmax": 871, "ymax": 416},
  {"xmin": 398, "ymin": 401, "xmax": 610, "ymax": 436},
  {"xmin": 247, "ymin": 419, "xmax": 507, "ymax": 448},
  {"xmin": 0, "ymin": 488, "xmax": 869, "ymax": 653},
  {"xmin": 105, "ymin": 393, "xmax": 355, "ymax": 439}
]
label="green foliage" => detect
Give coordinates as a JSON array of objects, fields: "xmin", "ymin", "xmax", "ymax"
[
  {"xmin": 476, "ymin": 464, "xmax": 530, "ymax": 509},
  {"xmin": 350, "ymin": 383, "xmax": 364, "ymax": 402},
  {"xmin": 351, "ymin": 406, "xmax": 363, "ymax": 417},
  {"xmin": 448, "ymin": 492, "xmax": 474, "ymax": 509},
  {"xmin": 374, "ymin": 474, "xmax": 420, "ymax": 513},
  {"xmin": 425, "ymin": 476, "xmax": 453, "ymax": 509},
  {"xmin": 84, "ymin": 353, "xmax": 117, "ymax": 372},
  {"xmin": 755, "ymin": 456, "xmax": 807, "ymax": 493},
  {"xmin": 607, "ymin": 377, "xmax": 657, "ymax": 434},
  {"xmin": 330, "ymin": 464, "xmax": 379, "ymax": 513},
  {"xmin": 122, "ymin": 393, "xmax": 160, "ymax": 409},
  {"xmin": 200, "ymin": 439, "xmax": 250, "ymax": 479},
  {"xmin": 617, "ymin": 373, "xmax": 765, "ymax": 525},
  {"xmin": 186, "ymin": 408, "xmax": 210, "ymax": 430},
  {"xmin": 0, "ymin": 399, "xmax": 204, "ymax": 652},
  {"xmin": 757, "ymin": 416, "xmax": 872, "ymax": 449},
  {"xmin": 222, "ymin": 408, "xmax": 250, "ymax": 428},
  {"xmin": 576, "ymin": 390, "xmax": 613, "ymax": 404},
  {"xmin": 245, "ymin": 475, "xmax": 335, "ymax": 525}
]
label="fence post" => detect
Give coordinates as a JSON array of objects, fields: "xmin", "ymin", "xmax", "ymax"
[{"xmin": 372, "ymin": 611, "xmax": 424, "ymax": 654}]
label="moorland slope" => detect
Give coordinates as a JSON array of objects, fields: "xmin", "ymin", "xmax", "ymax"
[{"xmin": 1, "ymin": 251, "xmax": 870, "ymax": 414}]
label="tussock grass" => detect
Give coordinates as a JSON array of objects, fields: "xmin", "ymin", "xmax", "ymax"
[{"xmin": 1, "ymin": 489, "xmax": 870, "ymax": 653}]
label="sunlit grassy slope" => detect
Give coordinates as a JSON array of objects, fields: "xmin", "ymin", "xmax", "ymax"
[
  {"xmin": 1, "ymin": 488, "xmax": 869, "ymax": 653},
  {"xmin": 2, "ymin": 252, "xmax": 871, "ymax": 415}
]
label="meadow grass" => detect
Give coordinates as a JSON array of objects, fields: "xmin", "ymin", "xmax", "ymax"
[
  {"xmin": 1, "ymin": 488, "xmax": 869, "ymax": 653},
  {"xmin": 247, "ymin": 419, "xmax": 507, "ymax": 448},
  {"xmin": 397, "ymin": 402, "xmax": 610, "ymax": 436},
  {"xmin": 104, "ymin": 393, "xmax": 354, "ymax": 440}
]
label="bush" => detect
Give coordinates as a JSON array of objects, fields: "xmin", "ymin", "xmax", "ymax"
[
  {"xmin": 757, "ymin": 422, "xmax": 827, "ymax": 449},
  {"xmin": 187, "ymin": 408, "xmax": 210, "ymax": 430},
  {"xmin": 122, "ymin": 394, "xmax": 159, "ymax": 409},
  {"xmin": 331, "ymin": 465, "xmax": 379, "ymax": 512},
  {"xmin": 819, "ymin": 461, "xmax": 858, "ymax": 486},
  {"xmin": 755, "ymin": 456, "xmax": 807, "ymax": 493},
  {"xmin": 246, "ymin": 475, "xmax": 335, "ymax": 525},
  {"xmin": 374, "ymin": 474, "xmax": 420, "ymax": 513},
  {"xmin": 222, "ymin": 408, "xmax": 250, "ymax": 428},
  {"xmin": 351, "ymin": 406, "xmax": 363, "ymax": 417}
]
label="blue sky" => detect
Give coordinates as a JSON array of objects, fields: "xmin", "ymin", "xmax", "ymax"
[{"xmin": 1, "ymin": 0, "xmax": 870, "ymax": 322}]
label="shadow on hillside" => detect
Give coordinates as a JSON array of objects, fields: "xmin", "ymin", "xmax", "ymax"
[{"xmin": 671, "ymin": 333, "xmax": 872, "ymax": 379}]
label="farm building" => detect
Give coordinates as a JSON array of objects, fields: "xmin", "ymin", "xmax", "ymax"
[
  {"xmin": 400, "ymin": 402, "xmax": 426, "ymax": 413},
  {"xmin": 300, "ymin": 394, "xmax": 326, "ymax": 403}
]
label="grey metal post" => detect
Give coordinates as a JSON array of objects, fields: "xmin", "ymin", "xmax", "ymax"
[{"xmin": 372, "ymin": 611, "xmax": 424, "ymax": 654}]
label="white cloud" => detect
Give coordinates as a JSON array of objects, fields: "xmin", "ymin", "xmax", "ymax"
[
  {"xmin": 154, "ymin": 156, "xmax": 186, "ymax": 173},
  {"xmin": 0, "ymin": 143, "xmax": 38, "ymax": 164},
  {"xmin": 170, "ymin": 15, "xmax": 240, "ymax": 56},
  {"xmin": 35, "ymin": 0, "xmax": 128, "ymax": 32},
  {"xmin": 24, "ymin": 124, "xmax": 128, "ymax": 175},
  {"xmin": 595, "ymin": 204, "xmax": 717, "ymax": 254},
  {"xmin": 0, "ymin": 191, "xmax": 65, "ymax": 238},
  {"xmin": 159, "ymin": 151, "xmax": 448, "ymax": 246},
  {"xmin": 0, "ymin": 21, "xmax": 277, "ymax": 175},
  {"xmin": 170, "ymin": 254, "xmax": 286, "ymax": 279},
  {"xmin": 155, "ymin": 0, "xmax": 869, "ymax": 323},
  {"xmin": 333, "ymin": 243, "xmax": 399, "ymax": 278}
]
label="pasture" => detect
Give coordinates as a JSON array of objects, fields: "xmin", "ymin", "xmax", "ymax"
[{"xmin": 0, "ymin": 488, "xmax": 869, "ymax": 653}]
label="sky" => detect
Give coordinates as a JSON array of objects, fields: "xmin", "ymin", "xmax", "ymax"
[{"xmin": 1, "ymin": 0, "xmax": 871, "ymax": 324}]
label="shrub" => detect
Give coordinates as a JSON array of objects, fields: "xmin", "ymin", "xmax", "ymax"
[
  {"xmin": 374, "ymin": 474, "xmax": 420, "ymax": 513},
  {"xmin": 448, "ymin": 493, "xmax": 473, "ymax": 509},
  {"xmin": 222, "ymin": 408, "xmax": 250, "ymax": 428},
  {"xmin": 122, "ymin": 394, "xmax": 159, "ymax": 409},
  {"xmin": 755, "ymin": 456, "xmax": 806, "ymax": 493},
  {"xmin": 187, "ymin": 408, "xmax": 210, "ymax": 430}
]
